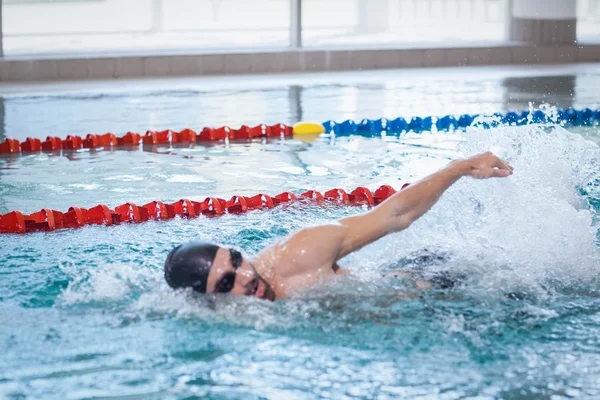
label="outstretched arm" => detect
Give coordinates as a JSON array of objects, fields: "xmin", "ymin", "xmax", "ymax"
[
  {"xmin": 258, "ymin": 152, "xmax": 512, "ymax": 275},
  {"xmin": 334, "ymin": 151, "xmax": 512, "ymax": 259}
]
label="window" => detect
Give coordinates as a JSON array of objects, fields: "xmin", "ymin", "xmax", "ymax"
[
  {"xmin": 578, "ymin": 0, "xmax": 600, "ymax": 42},
  {"xmin": 2, "ymin": 0, "xmax": 291, "ymax": 56},
  {"xmin": 302, "ymin": 0, "xmax": 508, "ymax": 47}
]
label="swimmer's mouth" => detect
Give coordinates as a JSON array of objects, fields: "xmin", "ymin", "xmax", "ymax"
[{"xmin": 250, "ymin": 277, "xmax": 274, "ymax": 301}]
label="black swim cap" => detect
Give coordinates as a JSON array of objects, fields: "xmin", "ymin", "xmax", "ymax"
[{"xmin": 164, "ymin": 241, "xmax": 220, "ymax": 293}]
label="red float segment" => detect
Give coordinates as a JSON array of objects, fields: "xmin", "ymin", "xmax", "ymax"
[
  {"xmin": 269, "ymin": 123, "xmax": 294, "ymax": 137},
  {"xmin": 64, "ymin": 207, "xmax": 86, "ymax": 228},
  {"xmin": 301, "ymin": 190, "xmax": 325, "ymax": 201},
  {"xmin": 140, "ymin": 201, "xmax": 170, "ymax": 221},
  {"xmin": 87, "ymin": 204, "xmax": 113, "ymax": 226},
  {"xmin": 113, "ymin": 203, "xmax": 142, "ymax": 224},
  {"xmin": 118, "ymin": 132, "xmax": 141, "ymax": 146},
  {"xmin": 24, "ymin": 208, "xmax": 56, "ymax": 233},
  {"xmin": 193, "ymin": 197, "xmax": 226, "ymax": 216},
  {"xmin": 224, "ymin": 194, "xmax": 275, "ymax": 214},
  {"xmin": 62, "ymin": 135, "xmax": 83, "ymax": 150},
  {"xmin": 21, "ymin": 138, "xmax": 42, "ymax": 153},
  {"xmin": 0, "ymin": 138, "xmax": 21, "ymax": 154},
  {"xmin": 245, "ymin": 194, "xmax": 275, "ymax": 209},
  {"xmin": 199, "ymin": 127, "xmax": 230, "ymax": 142},
  {"xmin": 175, "ymin": 129, "xmax": 197, "ymax": 143},
  {"xmin": 231, "ymin": 125, "xmax": 251, "ymax": 140},
  {"xmin": 0, "ymin": 211, "xmax": 26, "ymax": 234},
  {"xmin": 225, "ymin": 196, "xmax": 248, "ymax": 214},
  {"xmin": 249, "ymin": 124, "xmax": 270, "ymax": 138},
  {"xmin": 373, "ymin": 185, "xmax": 397, "ymax": 205},
  {"xmin": 143, "ymin": 130, "xmax": 174, "ymax": 145},
  {"xmin": 273, "ymin": 192, "xmax": 298, "ymax": 205},
  {"xmin": 324, "ymin": 189, "xmax": 350, "ymax": 204},
  {"xmin": 166, "ymin": 199, "xmax": 195, "ymax": 218},
  {"xmin": 83, "ymin": 133, "xmax": 118, "ymax": 149},
  {"xmin": 349, "ymin": 187, "xmax": 375, "ymax": 206},
  {"xmin": 53, "ymin": 207, "xmax": 87, "ymax": 229},
  {"xmin": 41, "ymin": 136, "xmax": 62, "ymax": 151}
]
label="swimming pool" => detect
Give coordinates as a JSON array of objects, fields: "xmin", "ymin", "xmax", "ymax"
[{"xmin": 2, "ymin": 68, "xmax": 600, "ymax": 399}]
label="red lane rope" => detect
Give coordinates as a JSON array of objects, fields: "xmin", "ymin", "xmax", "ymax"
[
  {"xmin": 0, "ymin": 184, "xmax": 411, "ymax": 235},
  {"xmin": 0, "ymin": 124, "xmax": 294, "ymax": 155}
]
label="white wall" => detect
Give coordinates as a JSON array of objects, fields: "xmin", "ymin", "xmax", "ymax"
[{"xmin": 512, "ymin": 0, "xmax": 577, "ymax": 20}]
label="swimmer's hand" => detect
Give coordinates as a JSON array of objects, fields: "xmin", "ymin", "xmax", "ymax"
[{"xmin": 459, "ymin": 151, "xmax": 513, "ymax": 179}]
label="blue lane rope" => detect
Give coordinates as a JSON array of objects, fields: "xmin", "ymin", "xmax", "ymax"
[{"xmin": 321, "ymin": 108, "xmax": 600, "ymax": 136}]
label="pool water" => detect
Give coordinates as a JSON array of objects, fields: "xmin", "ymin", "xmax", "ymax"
[{"xmin": 2, "ymin": 71, "xmax": 600, "ymax": 399}]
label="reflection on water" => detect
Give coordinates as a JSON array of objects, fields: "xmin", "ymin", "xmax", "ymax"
[
  {"xmin": 502, "ymin": 75, "xmax": 576, "ymax": 110},
  {"xmin": 1, "ymin": 73, "xmax": 598, "ymax": 142},
  {"xmin": 0, "ymin": 97, "xmax": 5, "ymax": 142}
]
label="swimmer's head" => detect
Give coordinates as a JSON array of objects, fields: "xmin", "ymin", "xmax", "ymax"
[{"xmin": 164, "ymin": 241, "xmax": 275, "ymax": 301}]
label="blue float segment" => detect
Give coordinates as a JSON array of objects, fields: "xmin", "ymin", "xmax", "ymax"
[
  {"xmin": 408, "ymin": 117, "xmax": 423, "ymax": 133},
  {"xmin": 338, "ymin": 120, "xmax": 357, "ymax": 135},
  {"xmin": 558, "ymin": 109, "xmax": 571, "ymax": 124},
  {"xmin": 322, "ymin": 120, "xmax": 337, "ymax": 133},
  {"xmin": 422, "ymin": 117, "xmax": 433, "ymax": 132},
  {"xmin": 357, "ymin": 119, "xmax": 388, "ymax": 135},
  {"xmin": 457, "ymin": 114, "xmax": 474, "ymax": 128},
  {"xmin": 357, "ymin": 119, "xmax": 375, "ymax": 135},
  {"xmin": 374, "ymin": 118, "xmax": 389, "ymax": 133},
  {"xmin": 531, "ymin": 110, "xmax": 547, "ymax": 123},
  {"xmin": 389, "ymin": 117, "xmax": 409, "ymax": 133},
  {"xmin": 571, "ymin": 109, "xmax": 585, "ymax": 126},
  {"xmin": 518, "ymin": 111, "xmax": 530, "ymax": 125},
  {"xmin": 502, "ymin": 112, "xmax": 520, "ymax": 125},
  {"xmin": 436, "ymin": 115, "xmax": 458, "ymax": 131},
  {"xmin": 321, "ymin": 106, "xmax": 598, "ymax": 137},
  {"xmin": 582, "ymin": 108, "xmax": 595, "ymax": 125}
]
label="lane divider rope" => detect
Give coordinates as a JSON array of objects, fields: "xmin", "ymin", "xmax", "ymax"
[
  {"xmin": 0, "ymin": 184, "xmax": 410, "ymax": 234},
  {"xmin": 1, "ymin": 108, "xmax": 598, "ymax": 156},
  {"xmin": 322, "ymin": 107, "xmax": 600, "ymax": 136},
  {"xmin": 0, "ymin": 124, "xmax": 294, "ymax": 155}
]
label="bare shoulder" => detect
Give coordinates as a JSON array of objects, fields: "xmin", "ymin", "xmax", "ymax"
[{"xmin": 252, "ymin": 224, "xmax": 348, "ymax": 278}]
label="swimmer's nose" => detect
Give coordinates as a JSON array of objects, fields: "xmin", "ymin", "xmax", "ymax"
[{"xmin": 236, "ymin": 269, "xmax": 257, "ymax": 294}]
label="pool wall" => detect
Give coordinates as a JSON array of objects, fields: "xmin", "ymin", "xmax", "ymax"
[{"xmin": 2, "ymin": 43, "xmax": 600, "ymax": 82}]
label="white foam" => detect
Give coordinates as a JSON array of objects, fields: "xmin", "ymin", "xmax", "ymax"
[
  {"xmin": 351, "ymin": 122, "xmax": 600, "ymax": 299},
  {"xmin": 58, "ymin": 262, "xmax": 155, "ymax": 305}
]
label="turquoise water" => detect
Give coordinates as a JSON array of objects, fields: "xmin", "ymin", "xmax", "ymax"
[{"xmin": 2, "ymin": 76, "xmax": 600, "ymax": 399}]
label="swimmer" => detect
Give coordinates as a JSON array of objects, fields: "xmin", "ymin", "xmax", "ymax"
[{"xmin": 164, "ymin": 152, "xmax": 513, "ymax": 300}]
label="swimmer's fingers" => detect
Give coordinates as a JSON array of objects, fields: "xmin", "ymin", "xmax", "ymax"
[
  {"xmin": 490, "ymin": 167, "xmax": 512, "ymax": 178},
  {"xmin": 495, "ymin": 157, "xmax": 513, "ymax": 172},
  {"xmin": 473, "ymin": 167, "xmax": 511, "ymax": 179},
  {"xmin": 464, "ymin": 152, "xmax": 513, "ymax": 179}
]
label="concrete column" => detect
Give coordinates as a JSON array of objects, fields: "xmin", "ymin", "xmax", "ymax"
[
  {"xmin": 288, "ymin": 85, "xmax": 303, "ymax": 123},
  {"xmin": 510, "ymin": 0, "xmax": 577, "ymax": 44},
  {"xmin": 290, "ymin": 0, "xmax": 302, "ymax": 48},
  {"xmin": 0, "ymin": 0, "xmax": 4, "ymax": 57},
  {"xmin": 0, "ymin": 97, "xmax": 5, "ymax": 142}
]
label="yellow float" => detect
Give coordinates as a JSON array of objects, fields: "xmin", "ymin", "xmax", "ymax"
[{"xmin": 293, "ymin": 122, "xmax": 326, "ymax": 136}]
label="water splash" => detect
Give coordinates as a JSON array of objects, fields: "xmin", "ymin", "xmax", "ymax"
[{"xmin": 352, "ymin": 122, "xmax": 600, "ymax": 301}]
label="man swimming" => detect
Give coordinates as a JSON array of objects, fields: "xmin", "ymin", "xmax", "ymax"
[{"xmin": 164, "ymin": 151, "xmax": 513, "ymax": 300}]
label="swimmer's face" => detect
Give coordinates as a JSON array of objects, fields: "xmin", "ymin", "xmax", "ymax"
[{"xmin": 206, "ymin": 247, "xmax": 275, "ymax": 301}]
